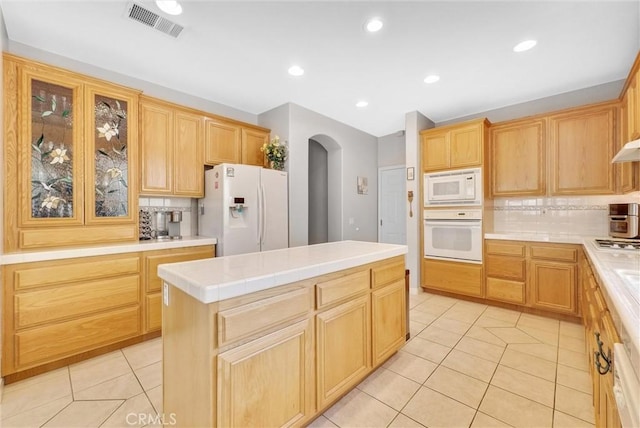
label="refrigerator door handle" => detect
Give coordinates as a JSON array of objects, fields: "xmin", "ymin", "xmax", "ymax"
[
  {"xmin": 257, "ymin": 186, "xmax": 262, "ymax": 246},
  {"xmin": 261, "ymin": 183, "xmax": 267, "ymax": 246}
]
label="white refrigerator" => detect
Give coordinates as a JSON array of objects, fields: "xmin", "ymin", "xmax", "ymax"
[{"xmin": 199, "ymin": 163, "xmax": 289, "ymax": 256}]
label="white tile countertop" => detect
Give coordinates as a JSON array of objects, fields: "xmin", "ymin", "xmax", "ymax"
[
  {"xmin": 582, "ymin": 239, "xmax": 640, "ymax": 380},
  {"xmin": 0, "ymin": 236, "xmax": 217, "ymax": 265},
  {"xmin": 158, "ymin": 240, "xmax": 408, "ymax": 304},
  {"xmin": 484, "ymin": 232, "xmax": 589, "ymax": 244}
]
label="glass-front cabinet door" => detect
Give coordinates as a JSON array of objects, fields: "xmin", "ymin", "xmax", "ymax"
[
  {"xmin": 20, "ymin": 68, "xmax": 85, "ymax": 227},
  {"xmin": 85, "ymin": 84, "xmax": 138, "ymax": 224}
]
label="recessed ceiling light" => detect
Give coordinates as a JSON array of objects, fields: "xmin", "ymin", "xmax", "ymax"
[
  {"xmin": 423, "ymin": 75, "xmax": 440, "ymax": 84},
  {"xmin": 513, "ymin": 40, "xmax": 537, "ymax": 52},
  {"xmin": 356, "ymin": 100, "xmax": 369, "ymax": 108},
  {"xmin": 288, "ymin": 65, "xmax": 304, "ymax": 76},
  {"xmin": 156, "ymin": 0, "xmax": 182, "ymax": 15},
  {"xmin": 365, "ymin": 18, "xmax": 383, "ymax": 33}
]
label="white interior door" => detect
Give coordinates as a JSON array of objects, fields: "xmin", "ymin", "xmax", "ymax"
[{"xmin": 378, "ymin": 167, "xmax": 406, "ymax": 244}]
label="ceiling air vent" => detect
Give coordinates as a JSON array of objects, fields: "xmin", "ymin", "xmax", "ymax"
[{"xmin": 126, "ymin": 2, "xmax": 184, "ymax": 38}]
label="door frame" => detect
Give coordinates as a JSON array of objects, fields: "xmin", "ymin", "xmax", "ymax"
[{"xmin": 377, "ymin": 165, "xmax": 406, "ymax": 243}]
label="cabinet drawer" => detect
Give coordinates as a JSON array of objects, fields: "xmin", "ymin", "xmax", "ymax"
[
  {"xmin": 422, "ymin": 259, "xmax": 483, "ymax": 297},
  {"xmin": 13, "ymin": 255, "xmax": 140, "ymax": 291},
  {"xmin": 486, "ymin": 255, "xmax": 525, "ymax": 281},
  {"xmin": 145, "ymin": 246, "xmax": 214, "ymax": 292},
  {"xmin": 371, "ymin": 258, "xmax": 405, "ymax": 289},
  {"xmin": 486, "ymin": 278, "xmax": 525, "ymax": 304},
  {"xmin": 218, "ymin": 288, "xmax": 311, "ymax": 347},
  {"xmin": 15, "ymin": 306, "xmax": 140, "ymax": 368},
  {"xmin": 530, "ymin": 245, "xmax": 578, "ymax": 262},
  {"xmin": 16, "ymin": 275, "xmax": 140, "ymax": 328},
  {"xmin": 316, "ymin": 269, "xmax": 370, "ymax": 309},
  {"xmin": 486, "ymin": 241, "xmax": 525, "ymax": 257},
  {"xmin": 146, "ymin": 293, "xmax": 162, "ymax": 332}
]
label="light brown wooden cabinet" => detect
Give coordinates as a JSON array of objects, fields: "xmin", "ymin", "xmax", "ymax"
[
  {"xmin": 489, "ymin": 119, "xmax": 546, "ymax": 197},
  {"xmin": 485, "ymin": 241, "xmax": 526, "ymax": 304},
  {"xmin": 3, "ymin": 54, "xmax": 140, "ymax": 251},
  {"xmin": 371, "ymin": 279, "xmax": 406, "ymax": 366},
  {"xmin": 529, "ymin": 260, "xmax": 577, "ymax": 314},
  {"xmin": 421, "ymin": 119, "xmax": 488, "ymax": 172},
  {"xmin": 139, "ymin": 96, "xmax": 204, "ymax": 197},
  {"xmin": 142, "ymin": 245, "xmax": 214, "ymax": 333},
  {"xmin": 204, "ymin": 119, "xmax": 241, "ymax": 165},
  {"xmin": 549, "ymin": 103, "xmax": 617, "ymax": 195},
  {"xmin": 241, "ymin": 127, "xmax": 269, "ymax": 167},
  {"xmin": 422, "ymin": 258, "xmax": 483, "ymax": 297}
]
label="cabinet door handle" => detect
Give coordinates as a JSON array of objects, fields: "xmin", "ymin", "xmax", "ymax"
[{"xmin": 593, "ymin": 332, "xmax": 611, "ymax": 375}]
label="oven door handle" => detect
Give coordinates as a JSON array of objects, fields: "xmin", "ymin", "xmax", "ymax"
[
  {"xmin": 424, "ymin": 219, "xmax": 482, "ymax": 224},
  {"xmin": 609, "ymin": 215, "xmax": 629, "ymax": 221}
]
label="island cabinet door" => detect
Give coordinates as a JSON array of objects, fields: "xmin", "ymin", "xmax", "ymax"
[
  {"xmin": 316, "ymin": 294, "xmax": 371, "ymax": 410},
  {"xmin": 372, "ymin": 279, "xmax": 406, "ymax": 366},
  {"xmin": 217, "ymin": 318, "xmax": 315, "ymax": 428}
]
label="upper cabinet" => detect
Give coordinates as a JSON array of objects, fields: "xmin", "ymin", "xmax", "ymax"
[
  {"xmin": 139, "ymin": 96, "xmax": 204, "ymax": 197},
  {"xmin": 549, "ymin": 102, "xmax": 617, "ymax": 195},
  {"xmin": 490, "ymin": 119, "xmax": 546, "ymax": 197},
  {"xmin": 421, "ymin": 119, "xmax": 488, "ymax": 172},
  {"xmin": 3, "ymin": 54, "xmax": 140, "ymax": 251},
  {"xmin": 203, "ymin": 119, "xmax": 269, "ymax": 167}
]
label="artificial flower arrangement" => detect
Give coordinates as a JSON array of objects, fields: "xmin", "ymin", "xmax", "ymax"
[{"xmin": 260, "ymin": 135, "xmax": 288, "ymax": 170}]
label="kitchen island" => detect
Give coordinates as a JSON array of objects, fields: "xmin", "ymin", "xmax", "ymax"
[{"xmin": 158, "ymin": 240, "xmax": 408, "ymax": 427}]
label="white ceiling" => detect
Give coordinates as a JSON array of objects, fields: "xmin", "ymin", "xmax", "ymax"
[{"xmin": 1, "ymin": 1, "xmax": 639, "ymax": 137}]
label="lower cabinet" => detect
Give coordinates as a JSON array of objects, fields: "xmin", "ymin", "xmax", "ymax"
[
  {"xmin": 217, "ymin": 318, "xmax": 315, "ymax": 428},
  {"xmin": 372, "ymin": 279, "xmax": 406, "ymax": 366},
  {"xmin": 529, "ymin": 260, "xmax": 577, "ymax": 314},
  {"xmin": 316, "ymin": 294, "xmax": 371, "ymax": 409},
  {"xmin": 422, "ymin": 259, "xmax": 483, "ymax": 297}
]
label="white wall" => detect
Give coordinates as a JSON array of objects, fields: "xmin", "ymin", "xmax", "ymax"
[
  {"xmin": 6, "ymin": 41, "xmax": 258, "ymax": 125},
  {"xmin": 308, "ymin": 139, "xmax": 328, "ymax": 244},
  {"xmin": 405, "ymin": 111, "xmax": 434, "ymax": 292},
  {"xmin": 259, "ymin": 103, "xmax": 378, "ymax": 247},
  {"xmin": 378, "ymin": 131, "xmax": 406, "ymax": 167}
]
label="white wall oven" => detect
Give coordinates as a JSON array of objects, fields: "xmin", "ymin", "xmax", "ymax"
[
  {"xmin": 423, "ymin": 168, "xmax": 482, "ymax": 207},
  {"xmin": 424, "ymin": 209, "xmax": 482, "ymax": 263}
]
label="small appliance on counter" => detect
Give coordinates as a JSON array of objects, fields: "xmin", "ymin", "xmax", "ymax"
[
  {"xmin": 139, "ymin": 210, "xmax": 153, "ymax": 240},
  {"xmin": 609, "ymin": 203, "xmax": 639, "ymax": 239},
  {"xmin": 154, "ymin": 211, "xmax": 170, "ymax": 239},
  {"xmin": 168, "ymin": 210, "xmax": 183, "ymax": 240}
]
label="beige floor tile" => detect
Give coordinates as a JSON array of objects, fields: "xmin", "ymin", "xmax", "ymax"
[
  {"xmin": 482, "ymin": 306, "xmax": 521, "ymax": 324},
  {"xmin": 69, "ymin": 351, "xmax": 133, "ymax": 393},
  {"xmin": 409, "ymin": 293, "xmax": 430, "ymax": 309},
  {"xmin": 122, "ymin": 338, "xmax": 162, "ymax": 371},
  {"xmin": 479, "ymin": 386, "xmax": 553, "ymax": 428},
  {"xmin": 471, "ymin": 412, "xmax": 514, "ymax": 427},
  {"xmin": 559, "ymin": 335, "xmax": 586, "ymax": 354},
  {"xmin": 455, "ymin": 336, "xmax": 505, "ymax": 363},
  {"xmin": 452, "ymin": 300, "xmax": 488, "ymax": 311},
  {"xmin": 424, "ymin": 365, "xmax": 489, "ymax": 408},
  {"xmin": 490, "ymin": 365, "xmax": 555, "ymax": 407},
  {"xmin": 431, "ymin": 317, "xmax": 472, "ymax": 335},
  {"xmin": 441, "ymin": 349, "xmax": 498, "ymax": 383},
  {"xmin": 475, "ymin": 314, "xmax": 518, "ymax": 328},
  {"xmin": 323, "ymin": 388, "xmax": 397, "ymax": 428},
  {"xmin": 558, "ymin": 348, "xmax": 589, "ymax": 372},
  {"xmin": 517, "ymin": 314, "xmax": 560, "ymax": 334},
  {"xmin": 135, "ymin": 361, "xmax": 162, "ymax": 391},
  {"xmin": 146, "ymin": 385, "xmax": 163, "ymax": 414},
  {"xmin": 507, "ymin": 343, "xmax": 558, "ymax": 362},
  {"xmin": 556, "ymin": 364, "xmax": 592, "ymax": 394},
  {"xmin": 410, "ymin": 320, "xmax": 428, "ymax": 338},
  {"xmin": 427, "ymin": 295, "xmax": 459, "ymax": 307},
  {"xmin": 487, "ymin": 327, "xmax": 539, "ymax": 344},
  {"xmin": 308, "ymin": 415, "xmax": 338, "ymax": 427},
  {"xmin": 42, "ymin": 400, "xmax": 123, "ymax": 427},
  {"xmin": 559, "ymin": 321, "xmax": 586, "ymax": 340},
  {"xmin": 101, "ymin": 393, "xmax": 156, "ymax": 427},
  {"xmin": 409, "ymin": 309, "xmax": 439, "ymax": 325},
  {"xmin": 1, "ymin": 372, "xmax": 72, "ymax": 419},
  {"xmin": 357, "ymin": 367, "xmax": 421, "ymax": 411},
  {"xmin": 417, "ymin": 324, "xmax": 463, "ymax": 347},
  {"xmin": 442, "ymin": 307, "xmax": 483, "ymax": 324},
  {"xmin": 465, "ymin": 326, "xmax": 507, "ymax": 347},
  {"xmin": 555, "ymin": 385, "xmax": 595, "ymax": 424},
  {"xmin": 402, "ymin": 387, "xmax": 476, "ymax": 427},
  {"xmin": 0, "ymin": 396, "xmax": 72, "ymax": 427},
  {"xmin": 403, "ymin": 337, "xmax": 452, "ymax": 364},
  {"xmin": 2, "ymin": 367, "xmax": 68, "ymax": 395},
  {"xmin": 74, "ymin": 372, "xmax": 143, "ymax": 400},
  {"xmin": 388, "ymin": 413, "xmax": 426, "ymax": 427},
  {"xmin": 517, "ymin": 325, "xmax": 559, "ymax": 346},
  {"xmin": 553, "ymin": 410, "xmax": 595, "ymax": 428},
  {"xmin": 383, "ymin": 351, "xmax": 438, "ymax": 383},
  {"xmin": 499, "ymin": 348, "xmax": 557, "ymax": 382}
]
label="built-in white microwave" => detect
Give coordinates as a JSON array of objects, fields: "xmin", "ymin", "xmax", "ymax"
[{"xmin": 423, "ymin": 168, "xmax": 482, "ymax": 207}]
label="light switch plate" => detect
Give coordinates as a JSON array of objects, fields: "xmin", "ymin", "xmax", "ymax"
[{"xmin": 163, "ymin": 282, "xmax": 169, "ymax": 306}]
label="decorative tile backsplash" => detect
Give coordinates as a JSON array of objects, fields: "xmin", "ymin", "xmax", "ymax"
[
  {"xmin": 490, "ymin": 192, "xmax": 640, "ymax": 236},
  {"xmin": 139, "ymin": 197, "xmax": 197, "ymax": 236}
]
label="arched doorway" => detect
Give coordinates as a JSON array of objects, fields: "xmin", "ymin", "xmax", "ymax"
[{"xmin": 308, "ymin": 134, "xmax": 342, "ymax": 243}]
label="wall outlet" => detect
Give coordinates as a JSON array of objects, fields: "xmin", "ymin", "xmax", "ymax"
[{"xmin": 163, "ymin": 282, "xmax": 169, "ymax": 306}]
